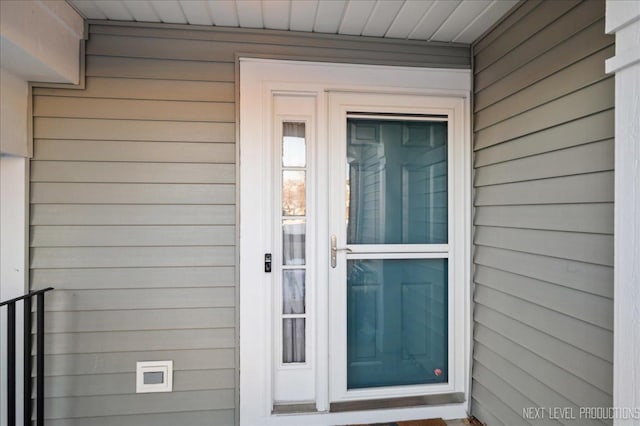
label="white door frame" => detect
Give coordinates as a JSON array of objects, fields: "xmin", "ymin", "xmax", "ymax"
[{"xmin": 239, "ymin": 58, "xmax": 472, "ymax": 426}]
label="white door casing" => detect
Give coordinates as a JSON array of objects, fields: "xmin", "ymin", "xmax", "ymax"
[{"xmin": 239, "ymin": 58, "xmax": 471, "ymax": 426}]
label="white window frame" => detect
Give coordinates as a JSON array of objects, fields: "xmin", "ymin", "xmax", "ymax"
[
  {"xmin": 272, "ymin": 95, "xmax": 317, "ymax": 404},
  {"xmin": 239, "ymin": 58, "xmax": 472, "ymax": 426}
]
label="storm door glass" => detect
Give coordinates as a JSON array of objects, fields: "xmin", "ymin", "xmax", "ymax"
[{"xmin": 346, "ymin": 117, "xmax": 449, "ymax": 389}]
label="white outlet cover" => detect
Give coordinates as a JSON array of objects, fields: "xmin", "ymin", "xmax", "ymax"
[{"xmin": 136, "ymin": 360, "xmax": 173, "ymax": 393}]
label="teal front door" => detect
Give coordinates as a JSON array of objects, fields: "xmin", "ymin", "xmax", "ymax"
[{"xmin": 344, "ymin": 118, "xmax": 449, "ymax": 390}]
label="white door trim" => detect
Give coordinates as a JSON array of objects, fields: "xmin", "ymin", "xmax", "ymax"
[{"xmin": 239, "ymin": 58, "xmax": 472, "ymax": 426}]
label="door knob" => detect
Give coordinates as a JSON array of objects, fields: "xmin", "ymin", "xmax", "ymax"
[{"xmin": 330, "ymin": 235, "xmax": 351, "ymax": 268}]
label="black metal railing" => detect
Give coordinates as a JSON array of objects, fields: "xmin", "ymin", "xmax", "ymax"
[{"xmin": 1, "ymin": 287, "xmax": 53, "ymax": 426}]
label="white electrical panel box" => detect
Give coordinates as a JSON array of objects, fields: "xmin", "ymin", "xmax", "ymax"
[{"xmin": 136, "ymin": 360, "xmax": 173, "ymax": 393}]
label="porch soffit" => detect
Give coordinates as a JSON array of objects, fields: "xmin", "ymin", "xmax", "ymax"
[{"xmin": 68, "ymin": 0, "xmax": 518, "ymax": 45}]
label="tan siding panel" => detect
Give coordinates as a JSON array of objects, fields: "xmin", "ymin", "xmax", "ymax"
[
  {"xmin": 474, "ymin": 226, "xmax": 613, "ymax": 266},
  {"xmin": 473, "ymin": 363, "xmax": 604, "ymax": 426},
  {"xmin": 476, "ymin": 0, "xmax": 601, "ymax": 85},
  {"xmin": 44, "ymin": 288, "xmax": 234, "ymax": 311},
  {"xmin": 475, "ymin": 77, "xmax": 614, "ymax": 149},
  {"xmin": 473, "ymin": 343, "xmax": 596, "ymax": 423},
  {"xmin": 34, "ymin": 140, "xmax": 236, "ymax": 163},
  {"xmin": 31, "ymin": 225, "xmax": 235, "ymax": 247},
  {"xmin": 31, "ymin": 161, "xmax": 235, "ymax": 184},
  {"xmin": 475, "ymin": 20, "xmax": 612, "ymax": 111},
  {"xmin": 86, "ymin": 55, "xmax": 235, "ymax": 81},
  {"xmin": 475, "ymin": 265, "xmax": 613, "ymax": 330},
  {"xmin": 31, "ymin": 205, "xmax": 235, "ymax": 225},
  {"xmin": 86, "ymin": 34, "xmax": 238, "ymax": 61},
  {"xmin": 86, "ymin": 33, "xmax": 469, "ymax": 67},
  {"xmin": 471, "ymin": 367, "xmax": 539, "ymax": 426},
  {"xmin": 474, "ymin": 0, "xmax": 579, "ymax": 71},
  {"xmin": 34, "ymin": 96, "xmax": 234, "ymax": 122},
  {"xmin": 43, "ymin": 369, "xmax": 234, "ymax": 398},
  {"xmin": 34, "ymin": 77, "xmax": 235, "ymax": 102},
  {"xmin": 475, "ymin": 306, "xmax": 612, "ymax": 394},
  {"xmin": 474, "ymin": 326, "xmax": 612, "ymax": 406},
  {"xmin": 470, "ymin": 399, "xmax": 506, "ymax": 426},
  {"xmin": 474, "ymin": 246, "xmax": 613, "ymax": 298},
  {"xmin": 475, "ymin": 285, "xmax": 613, "ymax": 361},
  {"xmin": 474, "ymin": 109, "xmax": 614, "ymax": 166},
  {"xmin": 31, "ymin": 267, "xmax": 235, "ymax": 290},
  {"xmin": 45, "ymin": 410, "xmax": 234, "ymax": 426},
  {"xmin": 34, "ymin": 118, "xmax": 235, "ymax": 142},
  {"xmin": 44, "ymin": 389, "xmax": 234, "ymax": 419},
  {"xmin": 44, "ymin": 329, "xmax": 235, "ymax": 355},
  {"xmin": 474, "ymin": 203, "xmax": 614, "ymax": 234},
  {"xmin": 475, "ymin": 171, "xmax": 614, "ymax": 206},
  {"xmin": 88, "ymin": 24, "xmax": 470, "ymax": 58},
  {"xmin": 45, "ymin": 349, "xmax": 235, "ymax": 377},
  {"xmin": 31, "ymin": 183, "xmax": 235, "ymax": 204},
  {"xmin": 473, "ymin": 0, "xmax": 543, "ymax": 54},
  {"xmin": 31, "ymin": 246, "xmax": 235, "ymax": 268},
  {"xmin": 471, "ymin": 382, "xmax": 526, "ymax": 426},
  {"xmin": 475, "ymin": 45, "xmax": 613, "ymax": 129},
  {"xmin": 45, "ymin": 308, "xmax": 235, "ymax": 333},
  {"xmin": 475, "ymin": 139, "xmax": 614, "ymax": 186}
]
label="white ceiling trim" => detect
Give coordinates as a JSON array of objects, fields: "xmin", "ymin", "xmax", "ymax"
[{"xmin": 69, "ymin": 0, "xmax": 518, "ymax": 44}]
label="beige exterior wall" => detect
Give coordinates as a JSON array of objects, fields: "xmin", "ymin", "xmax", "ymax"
[
  {"xmin": 471, "ymin": 1, "xmax": 615, "ymax": 425},
  {"xmin": 30, "ymin": 22, "xmax": 469, "ymax": 425}
]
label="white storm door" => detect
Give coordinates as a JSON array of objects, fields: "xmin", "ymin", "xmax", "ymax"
[{"xmin": 328, "ymin": 92, "xmax": 467, "ymax": 404}]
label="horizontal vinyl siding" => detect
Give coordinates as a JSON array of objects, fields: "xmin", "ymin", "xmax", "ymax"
[
  {"xmin": 471, "ymin": 1, "xmax": 614, "ymax": 425},
  {"xmin": 30, "ymin": 22, "xmax": 469, "ymax": 425}
]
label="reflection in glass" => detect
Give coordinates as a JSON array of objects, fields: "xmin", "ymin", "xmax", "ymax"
[
  {"xmin": 283, "ymin": 122, "xmax": 306, "ymax": 167},
  {"xmin": 347, "ymin": 118, "xmax": 448, "ymax": 244},
  {"xmin": 282, "ymin": 171, "xmax": 306, "ymax": 216},
  {"xmin": 283, "ymin": 219, "xmax": 305, "ymax": 265},
  {"xmin": 283, "ymin": 318, "xmax": 305, "ymax": 363},
  {"xmin": 283, "ymin": 269, "xmax": 305, "ymax": 314},
  {"xmin": 347, "ymin": 258, "xmax": 448, "ymax": 389}
]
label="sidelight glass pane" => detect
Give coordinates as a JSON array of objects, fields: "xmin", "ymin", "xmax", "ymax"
[
  {"xmin": 283, "ymin": 269, "xmax": 305, "ymax": 314},
  {"xmin": 282, "ymin": 171, "xmax": 306, "ymax": 216},
  {"xmin": 346, "ymin": 118, "xmax": 448, "ymax": 244},
  {"xmin": 283, "ymin": 219, "xmax": 305, "ymax": 265},
  {"xmin": 346, "ymin": 258, "xmax": 448, "ymax": 389},
  {"xmin": 283, "ymin": 318, "xmax": 306, "ymax": 363},
  {"xmin": 283, "ymin": 122, "xmax": 306, "ymax": 167}
]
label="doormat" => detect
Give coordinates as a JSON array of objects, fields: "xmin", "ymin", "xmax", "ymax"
[{"xmin": 350, "ymin": 418, "xmax": 447, "ymax": 426}]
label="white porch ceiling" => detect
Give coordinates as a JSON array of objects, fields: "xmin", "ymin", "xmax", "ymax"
[{"xmin": 69, "ymin": 0, "xmax": 518, "ymax": 44}]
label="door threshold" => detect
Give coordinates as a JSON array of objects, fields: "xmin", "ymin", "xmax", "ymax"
[
  {"xmin": 330, "ymin": 393, "xmax": 465, "ymax": 413},
  {"xmin": 348, "ymin": 418, "xmax": 447, "ymax": 426},
  {"xmin": 272, "ymin": 403, "xmax": 318, "ymax": 415}
]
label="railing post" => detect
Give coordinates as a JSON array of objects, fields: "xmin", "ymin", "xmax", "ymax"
[
  {"xmin": 36, "ymin": 292, "xmax": 45, "ymax": 426},
  {"xmin": 1, "ymin": 287, "xmax": 53, "ymax": 425},
  {"xmin": 24, "ymin": 296, "xmax": 32, "ymax": 426},
  {"xmin": 7, "ymin": 302, "xmax": 16, "ymax": 426}
]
